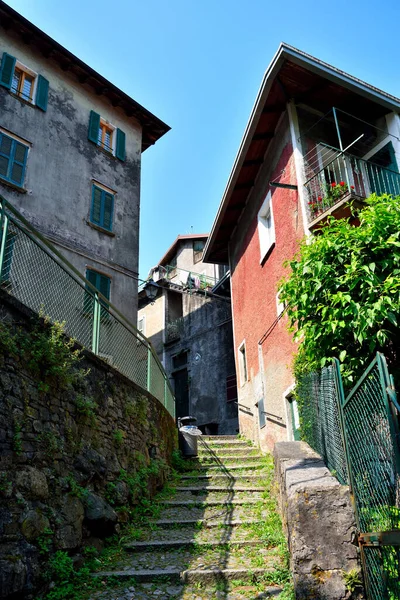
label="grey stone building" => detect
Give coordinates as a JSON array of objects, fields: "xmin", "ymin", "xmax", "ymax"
[
  {"xmin": 138, "ymin": 234, "xmax": 238, "ymax": 434},
  {"xmin": 0, "ymin": 1, "xmax": 169, "ymax": 323}
]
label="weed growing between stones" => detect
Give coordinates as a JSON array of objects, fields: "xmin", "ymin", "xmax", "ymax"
[
  {"xmin": 75, "ymin": 395, "xmax": 98, "ymax": 426},
  {"xmin": 113, "ymin": 429, "xmax": 125, "ymax": 446},
  {"xmin": 12, "ymin": 418, "xmax": 23, "ymax": 455}
]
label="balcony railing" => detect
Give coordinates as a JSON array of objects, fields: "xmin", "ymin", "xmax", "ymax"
[
  {"xmin": 161, "ymin": 265, "xmax": 216, "ymax": 290},
  {"xmin": 305, "ymin": 146, "xmax": 400, "ymax": 226},
  {"xmin": 166, "ymin": 317, "xmax": 184, "ymax": 343}
]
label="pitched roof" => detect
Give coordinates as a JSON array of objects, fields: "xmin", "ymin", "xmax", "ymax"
[
  {"xmin": 203, "ymin": 43, "xmax": 400, "ymax": 264},
  {"xmin": 157, "ymin": 234, "xmax": 209, "ymax": 266},
  {"xmin": 0, "ymin": 0, "xmax": 170, "ymax": 151}
]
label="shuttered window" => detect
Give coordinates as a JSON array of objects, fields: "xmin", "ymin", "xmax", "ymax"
[
  {"xmin": 0, "ymin": 132, "xmax": 28, "ymax": 187},
  {"xmin": 87, "ymin": 111, "xmax": 126, "ymax": 161},
  {"xmin": 0, "ymin": 52, "xmax": 49, "ymax": 111},
  {"xmin": 90, "ymin": 185, "xmax": 114, "ymax": 231},
  {"xmin": 84, "ymin": 269, "xmax": 111, "ymax": 318}
]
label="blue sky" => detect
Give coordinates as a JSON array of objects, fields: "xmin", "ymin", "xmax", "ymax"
[{"xmin": 6, "ymin": 0, "xmax": 400, "ymax": 279}]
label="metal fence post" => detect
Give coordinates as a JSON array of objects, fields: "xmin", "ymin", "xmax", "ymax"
[
  {"xmin": 0, "ymin": 212, "xmax": 9, "ymax": 280},
  {"xmin": 91, "ymin": 292, "xmax": 100, "ymax": 355},
  {"xmin": 147, "ymin": 346, "xmax": 152, "ymax": 393}
]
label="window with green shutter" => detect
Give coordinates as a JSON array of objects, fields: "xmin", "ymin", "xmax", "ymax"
[
  {"xmin": 0, "ymin": 132, "xmax": 28, "ymax": 187},
  {"xmin": 84, "ymin": 269, "xmax": 111, "ymax": 319},
  {"xmin": 0, "ymin": 52, "xmax": 49, "ymax": 110},
  {"xmin": 90, "ymin": 185, "xmax": 114, "ymax": 231},
  {"xmin": 87, "ymin": 111, "xmax": 126, "ymax": 161}
]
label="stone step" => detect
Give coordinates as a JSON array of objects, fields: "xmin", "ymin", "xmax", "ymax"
[
  {"xmin": 175, "ymin": 485, "xmax": 265, "ymax": 492},
  {"xmin": 197, "ymin": 448, "xmax": 262, "ymax": 456},
  {"xmin": 95, "ymin": 567, "xmax": 283, "ymax": 586},
  {"xmin": 202, "ymin": 435, "xmax": 239, "ymax": 441},
  {"xmin": 197, "ymin": 462, "xmax": 265, "ymax": 471},
  {"xmin": 159, "ymin": 498, "xmax": 263, "ymax": 507},
  {"xmin": 94, "ymin": 545, "xmax": 283, "ymax": 584},
  {"xmin": 179, "ymin": 473, "xmax": 266, "ymax": 482},
  {"xmin": 91, "ymin": 581, "xmax": 283, "ymax": 599},
  {"xmin": 196, "ymin": 454, "xmax": 264, "ymax": 463},
  {"xmin": 153, "ymin": 517, "xmax": 264, "ymax": 528},
  {"xmin": 123, "ymin": 524, "xmax": 266, "ymax": 547},
  {"xmin": 199, "ymin": 439, "xmax": 251, "ymax": 446},
  {"xmin": 124, "ymin": 538, "xmax": 262, "ymax": 552},
  {"xmin": 152, "ymin": 504, "xmax": 269, "ymax": 522}
]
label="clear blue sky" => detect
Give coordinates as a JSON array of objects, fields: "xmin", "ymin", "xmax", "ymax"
[{"xmin": 6, "ymin": 0, "xmax": 400, "ymax": 279}]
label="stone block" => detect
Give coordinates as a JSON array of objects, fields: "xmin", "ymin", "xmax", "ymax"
[
  {"xmin": 274, "ymin": 441, "xmax": 363, "ymax": 600},
  {"xmin": 16, "ymin": 467, "xmax": 49, "ymax": 500}
]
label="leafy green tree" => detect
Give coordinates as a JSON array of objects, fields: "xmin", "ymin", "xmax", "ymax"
[{"xmin": 280, "ymin": 195, "xmax": 400, "ymax": 387}]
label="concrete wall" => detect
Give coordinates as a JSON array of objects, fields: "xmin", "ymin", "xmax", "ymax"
[
  {"xmin": 170, "ymin": 239, "xmax": 225, "ymax": 282},
  {"xmin": 229, "ymin": 113, "xmax": 304, "ymax": 451},
  {"xmin": 0, "ymin": 29, "xmax": 142, "ymax": 323},
  {"xmin": 0, "ymin": 291, "xmax": 176, "ymax": 599},
  {"xmin": 165, "ymin": 292, "xmax": 238, "ymax": 434},
  {"xmin": 138, "ymin": 290, "xmax": 165, "ymax": 359},
  {"xmin": 274, "ymin": 442, "xmax": 363, "ymax": 599}
]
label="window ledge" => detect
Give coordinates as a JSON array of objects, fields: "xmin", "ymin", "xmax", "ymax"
[
  {"xmin": 260, "ymin": 242, "xmax": 275, "ymax": 266},
  {"xmin": 86, "ymin": 221, "xmax": 115, "ymax": 237},
  {"xmin": 9, "ymin": 91, "xmax": 35, "ymax": 109},
  {"xmin": 0, "ymin": 178, "xmax": 27, "ymax": 194}
]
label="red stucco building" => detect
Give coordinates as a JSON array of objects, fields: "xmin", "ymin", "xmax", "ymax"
[{"xmin": 204, "ymin": 44, "xmax": 400, "ymax": 451}]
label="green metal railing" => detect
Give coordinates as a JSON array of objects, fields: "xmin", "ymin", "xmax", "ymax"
[
  {"xmin": 296, "ymin": 354, "xmax": 400, "ymax": 599},
  {"xmin": 305, "ymin": 145, "xmax": 400, "ymax": 222},
  {"xmin": 0, "ymin": 195, "xmax": 175, "ymax": 418},
  {"xmin": 296, "ymin": 360, "xmax": 348, "ymax": 485},
  {"xmin": 161, "ymin": 264, "xmax": 216, "ymax": 291}
]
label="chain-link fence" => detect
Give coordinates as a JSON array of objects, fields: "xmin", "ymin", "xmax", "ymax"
[
  {"xmin": 296, "ymin": 360, "xmax": 348, "ymax": 484},
  {"xmin": 0, "ymin": 195, "xmax": 175, "ymax": 419},
  {"xmin": 296, "ymin": 354, "xmax": 400, "ymax": 599}
]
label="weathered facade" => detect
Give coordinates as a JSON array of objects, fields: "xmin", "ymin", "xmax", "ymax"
[
  {"xmin": 204, "ymin": 44, "xmax": 400, "ymax": 451},
  {"xmin": 0, "ymin": 1, "xmax": 169, "ymax": 323},
  {"xmin": 139, "ymin": 235, "xmax": 238, "ymax": 434}
]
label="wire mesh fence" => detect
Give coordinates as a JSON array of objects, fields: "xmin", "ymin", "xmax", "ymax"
[
  {"xmin": 296, "ymin": 361, "xmax": 348, "ymax": 485},
  {"xmin": 0, "ymin": 196, "xmax": 175, "ymax": 418},
  {"xmin": 296, "ymin": 354, "xmax": 400, "ymax": 600}
]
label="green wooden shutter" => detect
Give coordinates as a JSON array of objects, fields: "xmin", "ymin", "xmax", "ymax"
[
  {"xmin": 115, "ymin": 128, "xmax": 126, "ymax": 161},
  {"xmin": 103, "ymin": 193, "xmax": 114, "ymax": 231},
  {"xmin": 35, "ymin": 75, "xmax": 49, "ymax": 111},
  {"xmin": 0, "ymin": 53, "xmax": 16, "ymax": 89},
  {"xmin": 99, "ymin": 273, "xmax": 111, "ymax": 300},
  {"xmin": 91, "ymin": 186, "xmax": 102, "ymax": 225},
  {"xmin": 88, "ymin": 111, "xmax": 100, "ymax": 144},
  {"xmin": 84, "ymin": 268, "xmax": 98, "ymax": 313}
]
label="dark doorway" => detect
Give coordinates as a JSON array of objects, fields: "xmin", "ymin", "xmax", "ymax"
[{"xmin": 173, "ymin": 368, "xmax": 189, "ymax": 418}]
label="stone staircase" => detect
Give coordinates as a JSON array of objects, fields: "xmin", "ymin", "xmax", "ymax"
[{"xmin": 92, "ymin": 436, "xmax": 290, "ymax": 599}]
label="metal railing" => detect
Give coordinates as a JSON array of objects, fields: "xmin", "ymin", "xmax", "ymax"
[
  {"xmin": 0, "ymin": 195, "xmax": 175, "ymax": 418},
  {"xmin": 159, "ymin": 265, "xmax": 216, "ymax": 290},
  {"xmin": 305, "ymin": 145, "xmax": 400, "ymax": 222},
  {"xmin": 165, "ymin": 316, "xmax": 184, "ymax": 343}
]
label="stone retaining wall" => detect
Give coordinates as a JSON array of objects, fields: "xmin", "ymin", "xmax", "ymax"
[
  {"xmin": 273, "ymin": 441, "xmax": 364, "ymax": 599},
  {"xmin": 0, "ymin": 291, "xmax": 176, "ymax": 599}
]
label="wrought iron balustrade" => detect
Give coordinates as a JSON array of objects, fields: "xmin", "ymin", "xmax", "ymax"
[
  {"xmin": 305, "ymin": 146, "xmax": 400, "ymax": 224},
  {"xmin": 166, "ymin": 317, "xmax": 184, "ymax": 343}
]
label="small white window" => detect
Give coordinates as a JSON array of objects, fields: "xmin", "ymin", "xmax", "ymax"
[
  {"xmin": 138, "ymin": 316, "xmax": 145, "ymax": 336},
  {"xmin": 257, "ymin": 191, "xmax": 275, "ymax": 262},
  {"xmin": 276, "ymin": 291, "xmax": 285, "ymax": 317},
  {"xmin": 238, "ymin": 341, "xmax": 248, "ymax": 386}
]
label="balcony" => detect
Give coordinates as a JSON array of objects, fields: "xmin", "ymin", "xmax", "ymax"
[
  {"xmin": 304, "ymin": 145, "xmax": 400, "ymax": 229},
  {"xmin": 166, "ymin": 317, "xmax": 184, "ymax": 343}
]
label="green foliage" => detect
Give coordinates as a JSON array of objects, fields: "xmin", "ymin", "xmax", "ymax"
[
  {"xmin": 20, "ymin": 314, "xmax": 83, "ymax": 393},
  {"xmin": 38, "ymin": 430, "xmax": 63, "ymax": 456},
  {"xmin": 113, "ymin": 429, "xmax": 125, "ymax": 446},
  {"xmin": 65, "ymin": 475, "xmax": 89, "ymax": 502},
  {"xmin": 171, "ymin": 448, "xmax": 194, "ymax": 473},
  {"xmin": 75, "ymin": 394, "xmax": 97, "ymax": 426},
  {"xmin": 342, "ymin": 568, "xmax": 363, "ymax": 593},
  {"xmin": 12, "ymin": 418, "xmax": 23, "ymax": 455},
  {"xmin": 280, "ymin": 195, "xmax": 400, "ymax": 386},
  {"xmin": 0, "ymin": 472, "xmax": 12, "ymax": 496},
  {"xmin": 37, "ymin": 527, "xmax": 54, "ymax": 555}
]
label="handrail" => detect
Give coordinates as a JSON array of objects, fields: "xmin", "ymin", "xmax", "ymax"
[{"xmin": 0, "ymin": 195, "xmax": 175, "ymax": 416}]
